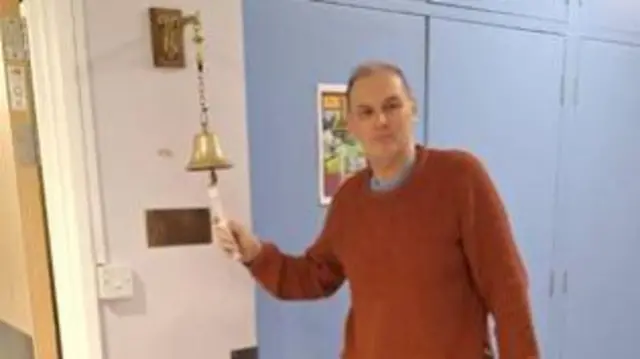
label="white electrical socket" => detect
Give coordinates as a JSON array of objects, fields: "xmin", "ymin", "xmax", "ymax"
[{"xmin": 97, "ymin": 264, "xmax": 134, "ymax": 300}]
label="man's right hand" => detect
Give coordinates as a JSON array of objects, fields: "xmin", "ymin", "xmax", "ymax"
[{"xmin": 213, "ymin": 220, "xmax": 262, "ymax": 264}]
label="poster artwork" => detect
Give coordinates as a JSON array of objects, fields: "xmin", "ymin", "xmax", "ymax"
[{"xmin": 317, "ymin": 84, "xmax": 366, "ymax": 205}]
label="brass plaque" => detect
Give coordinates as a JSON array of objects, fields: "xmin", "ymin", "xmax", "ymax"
[
  {"xmin": 145, "ymin": 208, "xmax": 212, "ymax": 247},
  {"xmin": 148, "ymin": 7, "xmax": 185, "ymax": 68}
]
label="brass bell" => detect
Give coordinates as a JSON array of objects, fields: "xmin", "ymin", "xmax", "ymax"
[{"xmin": 186, "ymin": 127, "xmax": 233, "ymax": 172}]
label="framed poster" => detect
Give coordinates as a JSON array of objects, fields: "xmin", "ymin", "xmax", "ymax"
[{"xmin": 317, "ymin": 83, "xmax": 366, "ymax": 205}]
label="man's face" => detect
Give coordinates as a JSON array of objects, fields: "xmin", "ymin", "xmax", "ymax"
[{"xmin": 346, "ymin": 71, "xmax": 416, "ymax": 162}]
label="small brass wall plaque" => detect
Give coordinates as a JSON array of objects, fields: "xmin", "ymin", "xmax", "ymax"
[
  {"xmin": 146, "ymin": 208, "xmax": 211, "ymax": 247},
  {"xmin": 148, "ymin": 7, "xmax": 186, "ymax": 68}
]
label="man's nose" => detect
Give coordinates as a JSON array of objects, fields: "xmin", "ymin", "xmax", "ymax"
[{"xmin": 374, "ymin": 112, "xmax": 389, "ymax": 126}]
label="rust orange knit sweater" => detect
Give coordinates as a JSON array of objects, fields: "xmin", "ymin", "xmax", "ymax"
[{"xmin": 248, "ymin": 146, "xmax": 539, "ymax": 359}]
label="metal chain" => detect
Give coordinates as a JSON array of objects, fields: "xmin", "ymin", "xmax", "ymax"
[{"xmin": 192, "ymin": 11, "xmax": 209, "ymax": 130}]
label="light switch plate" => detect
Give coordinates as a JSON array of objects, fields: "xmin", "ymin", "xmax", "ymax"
[{"xmin": 97, "ymin": 264, "xmax": 134, "ymax": 300}]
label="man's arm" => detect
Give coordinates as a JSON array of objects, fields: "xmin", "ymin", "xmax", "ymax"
[
  {"xmin": 455, "ymin": 151, "xmax": 539, "ymax": 359},
  {"xmin": 246, "ymin": 196, "xmax": 345, "ymax": 301}
]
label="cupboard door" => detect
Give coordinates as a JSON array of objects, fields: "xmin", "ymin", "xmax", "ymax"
[
  {"xmin": 557, "ymin": 39, "xmax": 640, "ymax": 359},
  {"xmin": 580, "ymin": 0, "xmax": 640, "ymax": 34},
  {"xmin": 428, "ymin": 18, "xmax": 565, "ymax": 358},
  {"xmin": 243, "ymin": 1, "xmax": 426, "ymax": 358}
]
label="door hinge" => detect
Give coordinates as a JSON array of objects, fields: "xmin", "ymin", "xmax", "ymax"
[
  {"xmin": 549, "ymin": 270, "xmax": 555, "ymax": 297},
  {"xmin": 572, "ymin": 75, "xmax": 580, "ymax": 107},
  {"xmin": 559, "ymin": 75, "xmax": 566, "ymax": 106},
  {"xmin": 559, "ymin": 37, "xmax": 568, "ymax": 107}
]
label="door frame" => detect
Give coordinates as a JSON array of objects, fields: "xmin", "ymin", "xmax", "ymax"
[{"xmin": 23, "ymin": 0, "xmax": 105, "ymax": 358}]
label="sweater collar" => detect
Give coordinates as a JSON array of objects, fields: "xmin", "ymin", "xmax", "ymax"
[{"xmin": 370, "ymin": 148, "xmax": 416, "ymax": 192}]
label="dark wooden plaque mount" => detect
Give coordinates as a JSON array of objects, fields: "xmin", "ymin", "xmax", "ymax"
[{"xmin": 146, "ymin": 208, "xmax": 211, "ymax": 247}]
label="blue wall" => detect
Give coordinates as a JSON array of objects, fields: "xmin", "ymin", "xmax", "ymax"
[{"xmin": 242, "ymin": 1, "xmax": 640, "ymax": 359}]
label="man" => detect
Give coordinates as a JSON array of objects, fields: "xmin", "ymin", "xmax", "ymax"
[{"xmin": 214, "ymin": 61, "xmax": 539, "ymax": 359}]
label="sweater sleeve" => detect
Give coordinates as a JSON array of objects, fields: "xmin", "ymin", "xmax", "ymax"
[
  {"xmin": 246, "ymin": 195, "xmax": 346, "ymax": 301},
  {"xmin": 456, "ymin": 151, "xmax": 540, "ymax": 359}
]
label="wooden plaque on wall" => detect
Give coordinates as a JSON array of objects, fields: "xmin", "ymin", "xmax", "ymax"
[
  {"xmin": 145, "ymin": 208, "xmax": 212, "ymax": 247},
  {"xmin": 148, "ymin": 7, "xmax": 186, "ymax": 68}
]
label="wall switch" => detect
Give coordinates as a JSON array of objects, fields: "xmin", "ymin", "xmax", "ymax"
[{"xmin": 97, "ymin": 264, "xmax": 134, "ymax": 300}]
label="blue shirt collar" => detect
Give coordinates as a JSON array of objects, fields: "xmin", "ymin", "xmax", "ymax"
[{"xmin": 370, "ymin": 152, "xmax": 416, "ymax": 192}]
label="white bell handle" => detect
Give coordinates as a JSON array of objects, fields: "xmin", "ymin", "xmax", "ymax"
[{"xmin": 208, "ymin": 185, "xmax": 241, "ymax": 261}]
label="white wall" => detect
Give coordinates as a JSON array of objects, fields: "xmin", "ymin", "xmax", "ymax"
[{"xmin": 82, "ymin": 0, "xmax": 255, "ymax": 358}]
